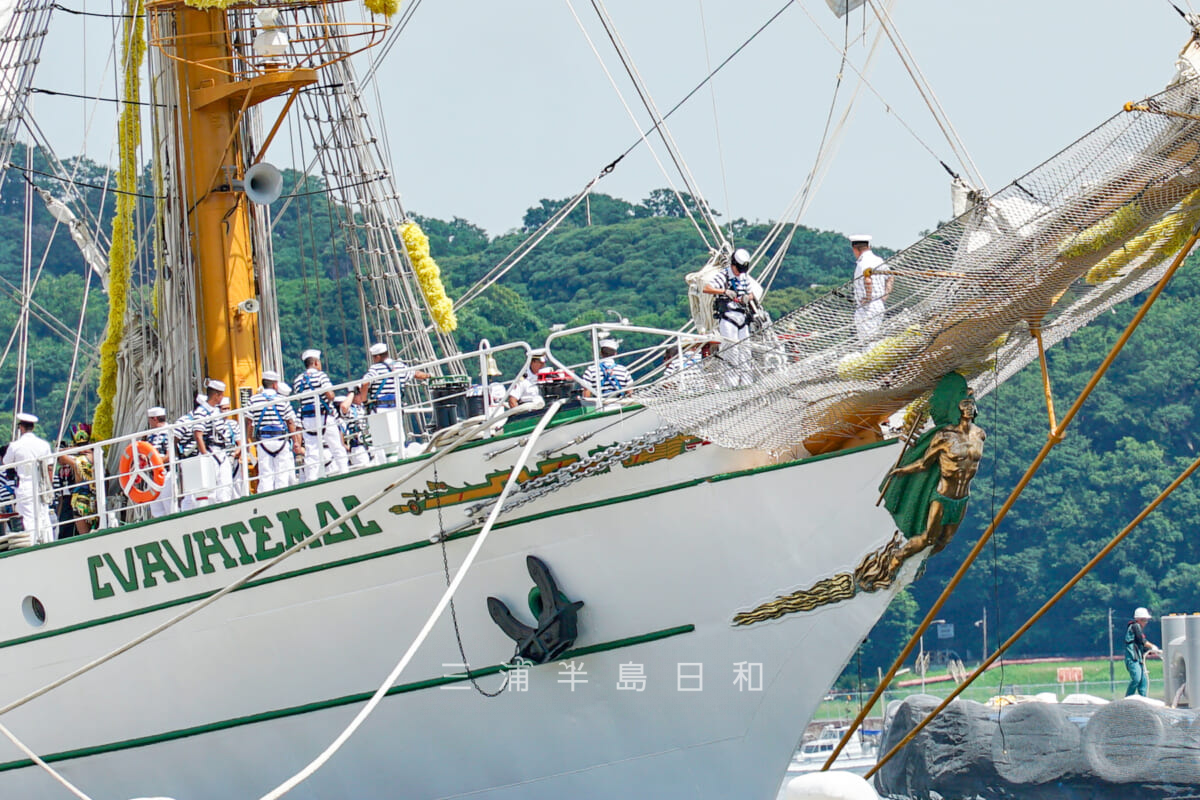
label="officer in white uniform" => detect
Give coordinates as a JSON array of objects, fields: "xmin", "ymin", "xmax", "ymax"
[
  {"xmin": 143, "ymin": 406, "xmax": 175, "ymax": 518},
  {"xmin": 292, "ymin": 349, "xmax": 347, "ymax": 481},
  {"xmin": 507, "ymin": 349, "xmax": 547, "ymax": 409},
  {"xmin": 850, "ymin": 234, "xmax": 892, "ymax": 342},
  {"xmin": 248, "ymin": 371, "xmax": 303, "ymax": 494},
  {"xmin": 702, "ymin": 248, "xmax": 764, "ymax": 386},
  {"xmin": 3, "ymin": 413, "xmax": 53, "ymax": 545}
]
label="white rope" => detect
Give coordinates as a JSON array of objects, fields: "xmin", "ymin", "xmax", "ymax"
[
  {"xmin": 452, "ymin": 178, "xmax": 600, "ymax": 311},
  {"xmin": 866, "ymin": 0, "xmax": 988, "ymax": 193},
  {"xmin": 0, "ymin": 405, "xmax": 529, "ymax": 720},
  {"xmin": 565, "ymin": 0, "xmax": 715, "ymax": 250},
  {"xmin": 696, "ymin": 0, "xmax": 732, "ymax": 242},
  {"xmin": 589, "ymin": 0, "xmax": 725, "ymax": 245},
  {"xmin": 0, "ymin": 719, "xmax": 94, "ymax": 800},
  {"xmin": 258, "ymin": 399, "xmax": 566, "ymax": 800},
  {"xmin": 794, "ymin": 1, "xmax": 952, "ymax": 175},
  {"xmin": 755, "ymin": 1, "xmax": 893, "ymax": 291}
]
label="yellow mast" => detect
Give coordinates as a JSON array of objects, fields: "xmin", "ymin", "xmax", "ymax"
[{"xmin": 152, "ymin": 1, "xmax": 317, "ymax": 406}]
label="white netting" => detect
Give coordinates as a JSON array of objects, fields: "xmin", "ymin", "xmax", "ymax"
[{"xmin": 636, "ymin": 79, "xmax": 1200, "ymax": 453}]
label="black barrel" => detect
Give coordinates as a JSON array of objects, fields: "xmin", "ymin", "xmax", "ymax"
[{"xmin": 430, "ymin": 376, "xmax": 469, "ymax": 430}]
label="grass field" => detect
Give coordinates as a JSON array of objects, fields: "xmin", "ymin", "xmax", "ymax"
[{"xmin": 812, "ymin": 657, "xmax": 1159, "ymax": 722}]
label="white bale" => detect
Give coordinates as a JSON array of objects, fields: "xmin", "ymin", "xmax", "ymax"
[{"xmin": 785, "ymin": 770, "xmax": 879, "ymax": 800}]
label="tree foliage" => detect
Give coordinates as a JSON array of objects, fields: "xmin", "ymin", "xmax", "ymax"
[{"xmin": 6, "ymin": 162, "xmax": 1200, "ymax": 684}]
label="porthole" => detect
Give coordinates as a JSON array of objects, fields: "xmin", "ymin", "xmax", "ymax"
[{"xmin": 21, "ymin": 595, "xmax": 45, "ymax": 627}]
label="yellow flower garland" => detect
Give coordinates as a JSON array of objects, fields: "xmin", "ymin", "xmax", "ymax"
[
  {"xmin": 1086, "ymin": 187, "xmax": 1200, "ymax": 285},
  {"xmin": 836, "ymin": 327, "xmax": 923, "ymax": 381},
  {"xmin": 399, "ymin": 221, "xmax": 458, "ymax": 333},
  {"xmin": 363, "ymin": 0, "xmax": 400, "ymax": 16},
  {"xmin": 93, "ymin": 0, "xmax": 145, "ymax": 441},
  {"xmin": 1058, "ymin": 202, "xmax": 1145, "ymax": 261}
]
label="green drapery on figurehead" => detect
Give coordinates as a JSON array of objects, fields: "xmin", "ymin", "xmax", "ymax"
[{"xmin": 881, "ymin": 372, "xmax": 971, "ymax": 537}]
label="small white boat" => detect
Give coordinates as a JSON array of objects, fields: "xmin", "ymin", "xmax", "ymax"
[{"xmin": 789, "ymin": 724, "xmax": 881, "ymax": 774}]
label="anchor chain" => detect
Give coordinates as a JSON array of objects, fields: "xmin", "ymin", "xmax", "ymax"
[{"xmin": 462, "ymin": 425, "xmax": 677, "ymax": 524}]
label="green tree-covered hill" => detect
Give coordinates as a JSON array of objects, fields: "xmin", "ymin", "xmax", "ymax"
[{"xmin": 2, "ymin": 157, "xmax": 1198, "ymax": 676}]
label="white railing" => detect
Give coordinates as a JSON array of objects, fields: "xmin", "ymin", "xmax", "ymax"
[
  {"xmin": 542, "ymin": 322, "xmax": 712, "ymax": 407},
  {"xmin": 0, "ymin": 341, "xmax": 543, "ymax": 546},
  {"xmin": 0, "ymin": 327, "xmax": 715, "ymax": 548}
]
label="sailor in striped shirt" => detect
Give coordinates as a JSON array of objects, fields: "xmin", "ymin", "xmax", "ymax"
[
  {"xmin": 581, "ymin": 338, "xmax": 632, "ymax": 402},
  {"xmin": 292, "ymin": 349, "xmax": 348, "ymax": 481},
  {"xmin": 248, "ymin": 371, "xmax": 303, "ymax": 494},
  {"xmin": 143, "ymin": 406, "xmax": 175, "ymax": 518},
  {"xmin": 351, "ymin": 342, "xmax": 429, "ymax": 462},
  {"xmin": 190, "ymin": 379, "xmax": 233, "ymax": 505}
]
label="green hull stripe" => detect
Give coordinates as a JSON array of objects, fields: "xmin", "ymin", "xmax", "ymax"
[
  {"xmin": 0, "ymin": 624, "xmax": 694, "ymax": 773},
  {"xmin": 0, "ymin": 436, "xmax": 893, "ymax": 651}
]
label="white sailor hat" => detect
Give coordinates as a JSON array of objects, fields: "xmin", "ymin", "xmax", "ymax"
[
  {"xmin": 206, "ymin": 378, "xmax": 226, "ymax": 392},
  {"xmin": 529, "ymin": 348, "xmax": 548, "ymax": 360},
  {"xmin": 278, "ymin": 384, "xmax": 292, "ymax": 396},
  {"xmin": 599, "ymin": 338, "xmax": 620, "ymax": 352},
  {"xmin": 15, "ymin": 412, "xmax": 37, "ymax": 424},
  {"xmin": 302, "ymin": 349, "xmax": 321, "ymax": 361},
  {"xmin": 849, "ymin": 233, "xmax": 873, "ymax": 244},
  {"xmin": 369, "ymin": 342, "xmax": 389, "ymax": 356},
  {"xmin": 219, "ymin": 396, "xmax": 232, "ymax": 408},
  {"xmin": 261, "ymin": 370, "xmax": 280, "ymax": 382},
  {"xmin": 196, "ymin": 393, "xmax": 206, "ymax": 404},
  {"xmin": 148, "ymin": 406, "xmax": 167, "ymax": 417}
]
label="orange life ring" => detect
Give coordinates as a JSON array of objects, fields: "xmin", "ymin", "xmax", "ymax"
[{"xmin": 119, "ymin": 441, "xmax": 167, "ymax": 504}]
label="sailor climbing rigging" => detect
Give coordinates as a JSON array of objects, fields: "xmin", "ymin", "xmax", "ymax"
[{"xmin": 702, "ymin": 248, "xmax": 764, "ymax": 386}]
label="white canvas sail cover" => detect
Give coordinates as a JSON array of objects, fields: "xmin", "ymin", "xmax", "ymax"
[{"xmin": 825, "ymin": 0, "xmax": 866, "ymax": 17}]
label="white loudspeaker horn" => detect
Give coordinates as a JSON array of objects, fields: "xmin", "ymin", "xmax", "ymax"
[{"xmin": 243, "ymin": 162, "xmax": 283, "ymax": 205}]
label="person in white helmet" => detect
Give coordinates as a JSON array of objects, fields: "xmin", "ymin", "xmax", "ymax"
[
  {"xmin": 849, "ymin": 234, "xmax": 892, "ymax": 343},
  {"xmin": 1125, "ymin": 607, "xmax": 1161, "ymax": 697},
  {"xmin": 702, "ymin": 248, "xmax": 763, "ymax": 386}
]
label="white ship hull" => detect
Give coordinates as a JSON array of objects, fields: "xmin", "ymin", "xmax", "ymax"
[{"xmin": 0, "ymin": 409, "xmax": 909, "ymax": 799}]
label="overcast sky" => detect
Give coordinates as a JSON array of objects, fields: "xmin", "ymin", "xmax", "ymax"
[{"xmin": 37, "ymin": 0, "xmax": 1191, "ymax": 251}]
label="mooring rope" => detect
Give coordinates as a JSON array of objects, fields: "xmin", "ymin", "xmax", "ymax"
[
  {"xmin": 822, "ymin": 226, "xmax": 1200, "ymax": 770},
  {"xmin": 867, "ymin": 445, "xmax": 1200, "ymax": 778},
  {"xmin": 259, "ymin": 400, "xmax": 565, "ymax": 799}
]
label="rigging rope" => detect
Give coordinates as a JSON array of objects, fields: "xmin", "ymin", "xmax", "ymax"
[
  {"xmin": 696, "ymin": 0, "xmax": 733, "ymax": 243},
  {"xmin": 453, "ymin": 0, "xmax": 793, "ymax": 316},
  {"xmin": 868, "ymin": 445, "xmax": 1200, "ymax": 778},
  {"xmin": 754, "ymin": 0, "xmax": 895, "ymax": 293},
  {"xmin": 589, "ymin": 0, "xmax": 724, "ymax": 245},
  {"xmin": 865, "ymin": 0, "xmax": 987, "ymax": 193},
  {"xmin": 821, "ymin": 227, "xmax": 1200, "ymax": 770},
  {"xmin": 566, "ymin": 0, "xmax": 714, "ymax": 249},
  {"xmin": 258, "ymin": 400, "xmax": 566, "ymax": 800},
  {"xmin": 5, "ymin": 163, "xmax": 161, "ymax": 199}
]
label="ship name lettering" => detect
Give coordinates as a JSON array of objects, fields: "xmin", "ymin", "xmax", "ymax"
[{"xmin": 87, "ymin": 495, "xmax": 382, "ymax": 600}]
